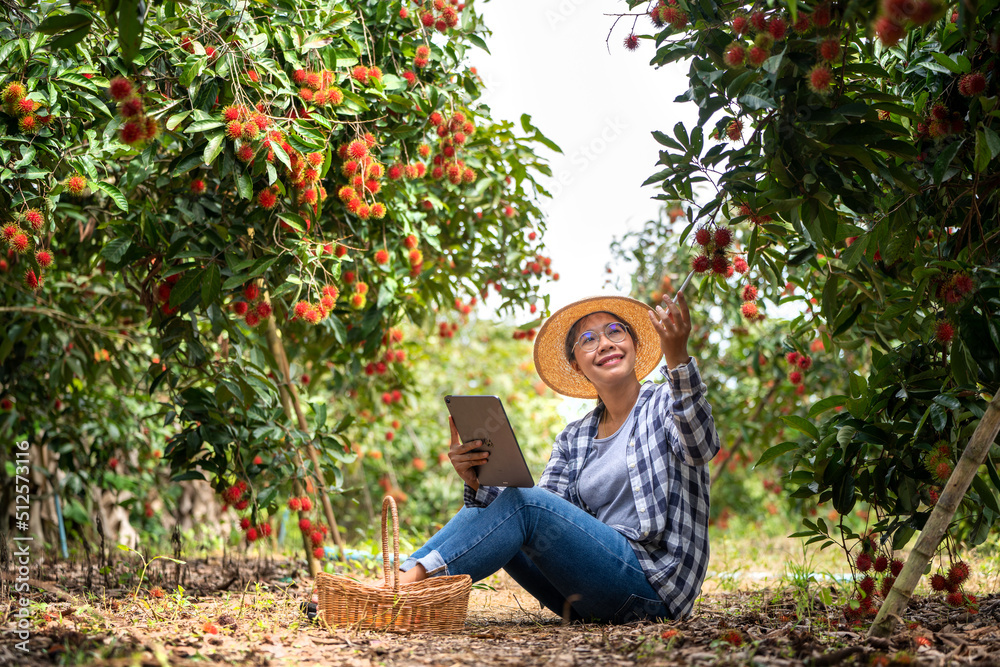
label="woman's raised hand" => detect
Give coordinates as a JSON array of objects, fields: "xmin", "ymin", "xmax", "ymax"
[
  {"xmin": 447, "ymin": 416, "xmax": 489, "ymax": 491},
  {"xmin": 648, "ymin": 291, "xmax": 692, "ymax": 370}
]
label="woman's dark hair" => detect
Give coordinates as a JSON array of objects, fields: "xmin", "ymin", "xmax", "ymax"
[{"xmin": 564, "ymin": 311, "xmax": 638, "ymax": 363}]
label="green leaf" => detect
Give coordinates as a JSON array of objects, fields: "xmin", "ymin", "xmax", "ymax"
[
  {"xmin": 36, "ymin": 11, "xmax": 92, "ymax": 34},
  {"xmin": 932, "ymin": 139, "xmax": 965, "ymax": 185},
  {"xmin": 201, "ymin": 264, "xmax": 221, "ymax": 306},
  {"xmin": 932, "ymin": 394, "xmax": 961, "ymax": 410},
  {"xmin": 50, "ymin": 25, "xmax": 93, "ymax": 50},
  {"xmin": 236, "ymin": 171, "xmax": 253, "ymax": 200},
  {"xmin": 972, "ymin": 475, "xmax": 1000, "ymax": 516},
  {"xmin": 203, "ymin": 132, "xmax": 225, "ymax": 165},
  {"xmin": 975, "ymin": 130, "xmax": 992, "ymax": 173},
  {"xmin": 186, "ymin": 120, "xmax": 224, "ymax": 133},
  {"xmin": 165, "ymin": 111, "xmax": 191, "ymax": 131},
  {"xmin": 100, "ymin": 236, "xmax": 132, "ymax": 263},
  {"xmin": 930, "ymin": 52, "xmax": 966, "ymax": 74},
  {"xmin": 169, "ymin": 270, "xmax": 203, "ymax": 308},
  {"xmin": 984, "ymin": 127, "xmax": 1000, "ymax": 159},
  {"xmin": 755, "ymin": 441, "xmax": 798, "ymax": 468},
  {"xmin": 118, "ymin": 0, "xmax": 144, "ymax": 64},
  {"xmin": 93, "ymin": 181, "xmax": 129, "ymax": 213},
  {"xmin": 651, "ymin": 131, "xmax": 682, "ymax": 151},
  {"xmin": 808, "ymin": 395, "xmax": 848, "ymax": 418},
  {"xmin": 467, "ymin": 33, "xmax": 490, "ymax": 53},
  {"xmin": 780, "ymin": 415, "xmax": 820, "ymax": 441}
]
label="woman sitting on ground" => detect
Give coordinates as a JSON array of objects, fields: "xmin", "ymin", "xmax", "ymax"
[{"xmin": 398, "ymin": 293, "xmax": 720, "ymax": 623}]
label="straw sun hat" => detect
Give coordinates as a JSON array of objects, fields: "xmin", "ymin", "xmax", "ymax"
[{"xmin": 532, "ymin": 295, "xmax": 663, "ymax": 399}]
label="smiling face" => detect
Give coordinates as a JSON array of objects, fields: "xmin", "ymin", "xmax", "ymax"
[{"xmin": 567, "ymin": 311, "xmax": 638, "ymax": 388}]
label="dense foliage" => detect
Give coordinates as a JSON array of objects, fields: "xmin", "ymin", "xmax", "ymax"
[
  {"xmin": 615, "ymin": 0, "xmax": 1000, "ymax": 611},
  {"xmin": 0, "ymin": 0, "xmax": 558, "ymax": 564}
]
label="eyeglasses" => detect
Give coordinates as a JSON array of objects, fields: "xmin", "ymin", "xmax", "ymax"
[{"xmin": 572, "ymin": 322, "xmax": 629, "ymax": 354}]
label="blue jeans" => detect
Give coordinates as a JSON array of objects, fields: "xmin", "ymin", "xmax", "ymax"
[{"xmin": 400, "ymin": 487, "xmax": 670, "ymax": 623}]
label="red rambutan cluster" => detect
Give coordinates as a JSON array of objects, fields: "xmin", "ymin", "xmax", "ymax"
[{"xmin": 2, "ymin": 81, "xmax": 50, "ymax": 133}]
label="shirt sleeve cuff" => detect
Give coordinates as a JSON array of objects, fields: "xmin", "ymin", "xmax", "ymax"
[{"xmin": 659, "ymin": 357, "xmax": 703, "ymax": 394}]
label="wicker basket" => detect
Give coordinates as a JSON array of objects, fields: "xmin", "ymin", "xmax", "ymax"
[{"xmin": 315, "ymin": 496, "xmax": 471, "ymax": 632}]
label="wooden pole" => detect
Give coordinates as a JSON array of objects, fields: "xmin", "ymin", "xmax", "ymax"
[{"xmin": 868, "ymin": 391, "xmax": 1000, "ymax": 638}]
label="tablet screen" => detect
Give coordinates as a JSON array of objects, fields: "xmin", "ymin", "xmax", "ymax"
[{"xmin": 444, "ymin": 395, "xmax": 534, "ymax": 488}]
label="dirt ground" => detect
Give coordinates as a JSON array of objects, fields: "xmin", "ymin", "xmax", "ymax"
[{"xmin": 2, "ymin": 555, "xmax": 999, "ymax": 667}]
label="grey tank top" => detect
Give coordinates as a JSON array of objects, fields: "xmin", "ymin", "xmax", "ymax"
[{"xmin": 577, "ymin": 405, "xmax": 640, "ymax": 532}]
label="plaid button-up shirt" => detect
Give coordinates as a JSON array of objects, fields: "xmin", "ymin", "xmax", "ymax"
[{"xmin": 464, "ymin": 359, "xmax": 720, "ymax": 619}]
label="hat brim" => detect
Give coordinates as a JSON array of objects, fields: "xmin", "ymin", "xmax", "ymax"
[{"xmin": 532, "ymin": 295, "xmax": 662, "ymax": 399}]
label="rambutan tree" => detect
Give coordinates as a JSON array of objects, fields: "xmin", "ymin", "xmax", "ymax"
[
  {"xmin": 617, "ymin": 0, "xmax": 1000, "ymax": 632},
  {"xmin": 0, "ymin": 0, "xmax": 556, "ymax": 572}
]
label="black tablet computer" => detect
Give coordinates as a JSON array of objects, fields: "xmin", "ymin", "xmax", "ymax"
[{"xmin": 444, "ymin": 395, "xmax": 534, "ymax": 488}]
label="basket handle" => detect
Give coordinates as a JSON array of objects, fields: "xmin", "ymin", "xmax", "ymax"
[{"xmin": 381, "ymin": 495, "xmax": 400, "ymax": 593}]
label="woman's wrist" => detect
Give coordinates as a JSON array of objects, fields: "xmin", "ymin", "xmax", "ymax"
[{"xmin": 664, "ymin": 355, "xmax": 691, "ymax": 370}]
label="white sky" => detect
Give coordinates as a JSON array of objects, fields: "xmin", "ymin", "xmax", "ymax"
[{"xmin": 474, "ymin": 0, "xmax": 700, "ymax": 316}]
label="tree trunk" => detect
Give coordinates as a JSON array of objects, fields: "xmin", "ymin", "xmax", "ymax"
[
  {"xmin": 868, "ymin": 390, "xmax": 1000, "ymax": 638},
  {"xmin": 263, "ymin": 310, "xmax": 346, "ymax": 564}
]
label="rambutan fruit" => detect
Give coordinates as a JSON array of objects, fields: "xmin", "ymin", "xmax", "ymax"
[
  {"xmin": 65, "ymin": 174, "xmax": 87, "ymax": 195},
  {"xmin": 190, "ymin": 179, "xmax": 206, "ymax": 195},
  {"xmin": 785, "ymin": 351, "xmax": 801, "ymax": 365},
  {"xmin": 793, "ymin": 14, "xmax": 811, "ymax": 33},
  {"xmin": 724, "ymin": 43, "xmax": 746, "ymax": 68},
  {"xmin": 747, "ymin": 45, "xmax": 769, "ymax": 67},
  {"xmin": 880, "ymin": 576, "xmax": 895, "ymax": 597},
  {"xmin": 958, "ymin": 72, "xmax": 986, "ymax": 97},
  {"xmin": 15, "ymin": 97, "xmax": 37, "ymax": 116},
  {"xmin": 232, "ymin": 301, "xmax": 249, "ymax": 316},
  {"xmin": 18, "ymin": 115, "xmax": 38, "ymax": 133},
  {"xmin": 811, "ymin": 4, "xmax": 831, "ymax": 27},
  {"xmin": 236, "ymin": 144, "xmax": 254, "ymax": 163},
  {"xmin": 733, "ymin": 256, "xmax": 749, "ymax": 274},
  {"xmin": 348, "ymin": 140, "xmax": 368, "ymax": 159},
  {"xmin": 819, "ymin": 38, "xmax": 841, "ymax": 62},
  {"xmin": 623, "ymin": 33, "xmax": 640, "ymax": 51},
  {"xmin": 890, "ymin": 559, "xmax": 903, "ymax": 576},
  {"xmin": 714, "ymin": 227, "xmax": 733, "ymax": 248},
  {"xmin": 371, "ymin": 202, "xmax": 387, "ymax": 218},
  {"xmin": 934, "ymin": 321, "xmax": 954, "ymax": 344},
  {"xmin": 711, "ymin": 253, "xmax": 729, "ymax": 275},
  {"xmin": 368, "ymin": 66, "xmax": 383, "ymax": 81},
  {"xmin": 934, "ymin": 461, "xmax": 952, "ymax": 482},
  {"xmin": 788, "ymin": 370, "xmax": 803, "ymax": 384},
  {"xmin": 404, "ymin": 234, "xmax": 419, "ymax": 249},
  {"xmin": 741, "ymin": 285, "xmax": 758, "ymax": 302},
  {"xmin": 225, "ymin": 120, "xmax": 243, "ymax": 141},
  {"xmin": 313, "ymin": 547, "xmax": 325, "ymax": 560},
  {"xmin": 694, "ymin": 227, "xmax": 712, "ymax": 246},
  {"xmin": 875, "ymin": 17, "xmax": 904, "ymax": 47},
  {"xmin": 797, "ymin": 355, "xmax": 813, "ymax": 370},
  {"xmin": 946, "ymin": 591, "xmax": 965, "ymax": 607},
  {"xmin": 244, "ymin": 311, "xmax": 260, "ymax": 327},
  {"xmin": 119, "ymin": 120, "xmax": 146, "ymax": 145},
  {"xmin": 947, "ymin": 561, "xmax": 969, "ymax": 585},
  {"xmin": 351, "ymin": 65, "xmax": 369, "ymax": 84},
  {"xmin": 402, "ymin": 71, "xmax": 417, "ymax": 86},
  {"xmin": 292, "ymin": 301, "xmax": 311, "ymax": 320},
  {"xmin": 35, "ymin": 250, "xmax": 53, "ymax": 268},
  {"xmin": 856, "ymin": 552, "xmax": 873, "ymax": 572},
  {"xmin": 242, "ymin": 122, "xmax": 259, "ymax": 141},
  {"xmin": 807, "ymin": 64, "xmax": 834, "ymax": 95},
  {"xmin": 1, "ymin": 81, "xmax": 26, "ymax": 104},
  {"xmin": 873, "ymin": 555, "xmax": 888, "ymax": 573},
  {"xmin": 859, "ymin": 575, "xmax": 876, "ymax": 594},
  {"xmin": 740, "ymin": 302, "xmax": 759, "ymax": 319},
  {"xmin": 24, "ymin": 268, "xmax": 40, "ymax": 290},
  {"xmin": 375, "ymin": 249, "xmax": 390, "ymax": 265},
  {"xmin": 408, "ymin": 249, "xmax": 423, "ymax": 266},
  {"xmin": 350, "ymin": 293, "xmax": 366, "ymax": 309},
  {"xmin": 22, "ymin": 209, "xmax": 43, "ymax": 231},
  {"xmin": 767, "ymin": 16, "xmax": 787, "ymax": 41},
  {"xmin": 732, "ymin": 15, "xmax": 750, "ymax": 35},
  {"xmin": 726, "ymin": 119, "xmax": 742, "ymax": 141},
  {"xmin": 108, "ymin": 76, "xmax": 134, "ymax": 101},
  {"xmin": 355, "ymin": 203, "xmax": 371, "ymax": 220},
  {"xmin": 257, "ymin": 189, "xmax": 278, "ymax": 209},
  {"xmin": 749, "ymin": 10, "xmax": 767, "ymax": 32},
  {"xmin": 691, "ymin": 255, "xmax": 711, "ymax": 273}
]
